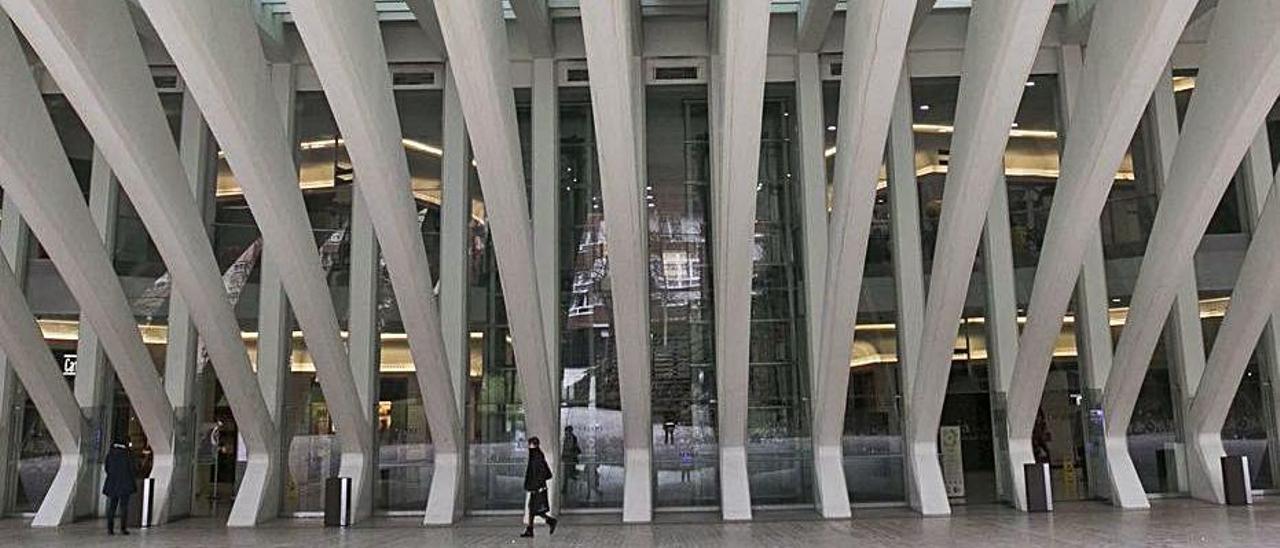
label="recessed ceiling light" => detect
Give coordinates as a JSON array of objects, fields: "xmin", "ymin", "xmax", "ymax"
[
  {"xmin": 827, "ymin": 125, "xmax": 837, "ymax": 131},
  {"xmin": 1011, "ymin": 122, "xmax": 1019, "ymax": 128},
  {"xmin": 919, "ymin": 104, "xmax": 930, "ymax": 111},
  {"xmin": 1025, "ymin": 81, "xmax": 1036, "ymax": 87}
]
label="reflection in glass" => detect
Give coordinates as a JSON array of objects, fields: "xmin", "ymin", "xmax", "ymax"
[
  {"xmin": 558, "ymin": 92, "xmax": 624, "ymax": 509},
  {"xmin": 647, "ymin": 86, "xmax": 718, "ymax": 507}
]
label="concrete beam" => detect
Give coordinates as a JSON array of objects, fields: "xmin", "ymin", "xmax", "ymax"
[
  {"xmin": 795, "ymin": 0, "xmax": 836, "ymax": 52},
  {"xmin": 510, "ymin": 0, "xmax": 554, "ymax": 57},
  {"xmin": 579, "ymin": 0, "xmax": 656, "ymax": 522}
]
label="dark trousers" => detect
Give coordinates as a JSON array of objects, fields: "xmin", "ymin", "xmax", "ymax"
[{"xmin": 106, "ymin": 494, "xmax": 130, "ymax": 532}]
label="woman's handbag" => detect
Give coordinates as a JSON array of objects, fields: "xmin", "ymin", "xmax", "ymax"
[{"xmin": 529, "ymin": 488, "xmax": 550, "ymax": 515}]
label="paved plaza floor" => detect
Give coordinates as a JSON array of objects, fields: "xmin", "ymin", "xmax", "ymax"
[{"xmin": 3, "ymin": 499, "xmax": 1279, "ymax": 547}]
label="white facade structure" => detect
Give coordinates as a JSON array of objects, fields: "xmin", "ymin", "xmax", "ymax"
[{"xmin": 3, "ymin": 0, "xmax": 1280, "ymax": 529}]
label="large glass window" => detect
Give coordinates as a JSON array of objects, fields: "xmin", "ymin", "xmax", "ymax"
[
  {"xmin": 822, "ymin": 81, "xmax": 904, "ymax": 504},
  {"xmin": 557, "ymin": 91, "xmax": 624, "ymax": 509},
  {"xmin": 744, "ymin": 87, "xmax": 813, "ymax": 506},
  {"xmin": 646, "ymin": 85, "xmax": 718, "ymax": 508},
  {"xmin": 371, "ymin": 89, "xmax": 447, "ymax": 511},
  {"xmin": 280, "ymin": 91, "xmax": 354, "ymax": 514},
  {"xmin": 465, "ymin": 90, "xmax": 532, "ymax": 512}
]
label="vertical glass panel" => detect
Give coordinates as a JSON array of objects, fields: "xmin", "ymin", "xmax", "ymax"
[
  {"xmin": 912, "ymin": 76, "xmax": 998, "ymax": 504},
  {"xmin": 281, "ymin": 92, "xmax": 352, "ymax": 513},
  {"xmin": 1006, "ymin": 75, "xmax": 1090, "ymax": 501},
  {"xmin": 465, "ymin": 90, "xmax": 533, "ymax": 512},
  {"xmin": 823, "ymin": 81, "xmax": 905, "ymax": 504},
  {"xmin": 746, "ymin": 87, "xmax": 813, "ymax": 506},
  {"xmin": 557, "ymin": 90, "xmax": 624, "ymax": 509},
  {"xmin": 647, "ymin": 85, "xmax": 718, "ymax": 508},
  {"xmin": 1101, "ymin": 111, "xmax": 1182, "ymax": 494},
  {"xmin": 372, "ymin": 89, "xmax": 446, "ymax": 511}
]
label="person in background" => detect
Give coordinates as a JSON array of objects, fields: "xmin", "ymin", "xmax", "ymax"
[
  {"xmin": 561, "ymin": 426, "xmax": 582, "ymax": 495},
  {"xmin": 520, "ymin": 436, "xmax": 558, "ymax": 538},
  {"xmin": 103, "ymin": 435, "xmax": 138, "ymax": 536}
]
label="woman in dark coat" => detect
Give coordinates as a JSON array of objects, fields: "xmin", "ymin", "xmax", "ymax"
[
  {"xmin": 103, "ymin": 437, "xmax": 137, "ymax": 535},
  {"xmin": 520, "ymin": 436, "xmax": 558, "ymax": 538}
]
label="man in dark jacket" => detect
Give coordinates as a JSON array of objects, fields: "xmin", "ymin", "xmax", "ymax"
[
  {"xmin": 103, "ymin": 437, "xmax": 137, "ymax": 535},
  {"xmin": 520, "ymin": 436, "xmax": 558, "ymax": 538}
]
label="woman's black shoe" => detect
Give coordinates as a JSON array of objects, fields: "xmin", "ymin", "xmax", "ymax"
[
  {"xmin": 549, "ymin": 517, "xmax": 559, "ymax": 535},
  {"xmin": 520, "ymin": 527, "xmax": 534, "ymax": 538}
]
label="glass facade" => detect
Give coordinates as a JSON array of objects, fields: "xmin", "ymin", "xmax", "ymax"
[{"xmin": 5, "ymin": 52, "xmax": 1280, "ymax": 522}]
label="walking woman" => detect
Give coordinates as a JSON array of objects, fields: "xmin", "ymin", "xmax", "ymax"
[{"xmin": 520, "ymin": 437, "xmax": 558, "ymax": 538}]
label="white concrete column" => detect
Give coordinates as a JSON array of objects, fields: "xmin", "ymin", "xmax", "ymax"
[
  {"xmin": 0, "ymin": 195, "xmax": 26, "ymax": 516},
  {"xmin": 287, "ymin": 1, "xmax": 470, "ymax": 522},
  {"xmin": 431, "ymin": 0, "xmax": 560, "ymax": 489},
  {"xmin": 983, "ymin": 178, "xmax": 1019, "ymax": 399},
  {"xmin": 163, "ymin": 89, "xmax": 214, "ymax": 522},
  {"xmin": 1185, "ymin": 127, "xmax": 1280, "ymax": 504},
  {"xmin": 885, "ymin": 64, "xmax": 928, "ymax": 510},
  {"xmin": 705, "ymin": 0, "xmax": 771, "ymax": 521},
  {"xmin": 441, "ymin": 68, "xmax": 469, "ymax": 418},
  {"xmin": 0, "ymin": 191, "xmax": 85, "ymax": 527},
  {"xmin": 981, "ymin": 171, "xmax": 1020, "ymax": 504},
  {"xmin": 135, "ymin": 0, "xmax": 374, "ymax": 522},
  {"xmin": 907, "ymin": 0, "xmax": 1054, "ymax": 517},
  {"xmin": 531, "ymin": 58, "xmax": 560, "ymax": 410},
  {"xmin": 1056, "ymin": 43, "xmax": 1116, "ymax": 503},
  {"xmin": 257, "ymin": 62, "xmax": 297, "ymax": 428},
  {"xmin": 579, "ymin": 0, "xmax": 655, "ymax": 522},
  {"xmin": 529, "ymin": 56, "xmax": 564, "ymax": 514},
  {"xmin": 794, "ymin": 53, "xmax": 826, "ymax": 404},
  {"xmin": 1105, "ymin": 2, "xmax": 1280, "ymax": 508},
  {"xmin": 1239, "ymin": 130, "xmax": 1280, "ymax": 492},
  {"xmin": 76, "ymin": 149, "xmax": 119, "ymax": 515},
  {"xmin": 346, "ymin": 194, "xmax": 380, "ymax": 522},
  {"xmin": 811, "ymin": 0, "xmax": 915, "ymax": 520}
]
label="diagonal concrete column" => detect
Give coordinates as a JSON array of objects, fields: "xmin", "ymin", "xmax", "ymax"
[
  {"xmin": 2, "ymin": 0, "xmax": 281, "ymax": 525},
  {"xmin": 812, "ymin": 0, "xmax": 916, "ymax": 519},
  {"xmin": 0, "ymin": 193, "xmax": 83, "ymax": 527},
  {"xmin": 288, "ymin": 0, "xmax": 466, "ymax": 524},
  {"xmin": 906, "ymin": 0, "xmax": 1054, "ymax": 516},
  {"xmin": 134, "ymin": 0, "xmax": 374, "ymax": 522},
  {"xmin": 706, "ymin": 0, "xmax": 771, "ymax": 521},
  {"xmin": 579, "ymin": 0, "xmax": 654, "ymax": 523},
  {"xmin": 0, "ymin": 12, "xmax": 176, "ymax": 522},
  {"xmin": 886, "ymin": 64, "xmax": 926, "ymax": 428},
  {"xmin": 1105, "ymin": 2, "xmax": 1280, "ymax": 510},
  {"xmin": 1002, "ymin": 1, "xmax": 1198, "ymax": 511},
  {"xmin": 429, "ymin": 0, "xmax": 560, "ymax": 486},
  {"xmin": 1187, "ymin": 132, "xmax": 1280, "ymax": 505}
]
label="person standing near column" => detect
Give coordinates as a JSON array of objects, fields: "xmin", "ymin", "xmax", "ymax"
[
  {"xmin": 103, "ymin": 435, "xmax": 138, "ymax": 535},
  {"xmin": 520, "ymin": 436, "xmax": 558, "ymax": 538}
]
